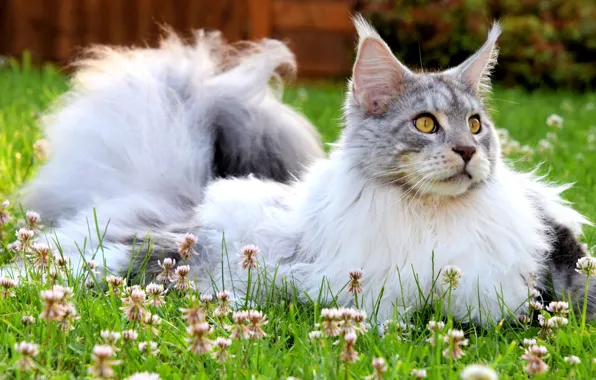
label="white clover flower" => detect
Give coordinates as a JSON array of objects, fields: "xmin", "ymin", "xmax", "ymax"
[
  {"xmin": 523, "ymin": 339, "xmax": 537, "ymax": 347},
  {"xmin": 546, "ymin": 114, "xmax": 564, "ymax": 128},
  {"xmin": 14, "ymin": 341, "xmax": 39, "ymax": 371},
  {"xmin": 576, "ymin": 256, "xmax": 596, "ymax": 277},
  {"xmin": 239, "ymin": 245, "xmax": 260, "ymax": 270},
  {"xmin": 178, "ymin": 233, "xmax": 198, "ymax": 260},
  {"xmin": 564, "ymin": 356, "xmax": 581, "ymax": 366},
  {"xmin": 125, "ymin": 372, "xmax": 161, "ymax": 380},
  {"xmin": 546, "ymin": 301, "xmax": 569, "ymax": 315},
  {"xmin": 411, "ymin": 369, "xmax": 427, "ymax": 379},
  {"xmin": 309, "ymin": 331, "xmax": 323, "ymax": 341},
  {"xmin": 441, "ymin": 265, "xmax": 463, "ymax": 289},
  {"xmin": 537, "ymin": 139, "xmax": 553, "ymax": 154},
  {"xmin": 460, "ymin": 364, "xmax": 498, "ymax": 380}
]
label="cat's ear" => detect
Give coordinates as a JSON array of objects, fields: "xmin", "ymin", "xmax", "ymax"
[
  {"xmin": 351, "ymin": 15, "xmax": 413, "ymax": 115},
  {"xmin": 446, "ymin": 23, "xmax": 501, "ymax": 95}
]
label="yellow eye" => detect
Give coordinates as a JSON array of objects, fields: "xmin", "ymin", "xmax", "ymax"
[
  {"xmin": 414, "ymin": 116, "xmax": 436, "ymax": 133},
  {"xmin": 468, "ymin": 116, "xmax": 481, "ymax": 134}
]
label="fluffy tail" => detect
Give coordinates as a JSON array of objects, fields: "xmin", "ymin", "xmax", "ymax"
[
  {"xmin": 540, "ymin": 219, "xmax": 596, "ymax": 318},
  {"xmin": 22, "ymin": 29, "xmax": 323, "ymax": 224}
]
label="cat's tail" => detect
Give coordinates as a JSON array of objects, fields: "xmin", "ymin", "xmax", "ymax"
[
  {"xmin": 21, "ymin": 29, "xmax": 323, "ymax": 225},
  {"xmin": 530, "ymin": 180, "xmax": 596, "ymax": 319},
  {"xmin": 540, "ymin": 219, "xmax": 596, "ymax": 319}
]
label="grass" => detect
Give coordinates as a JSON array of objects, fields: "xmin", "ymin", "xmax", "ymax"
[{"xmin": 1, "ymin": 58, "xmax": 596, "ymax": 379}]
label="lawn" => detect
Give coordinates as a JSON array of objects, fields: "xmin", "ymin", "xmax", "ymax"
[{"xmin": 1, "ymin": 58, "xmax": 596, "ymax": 379}]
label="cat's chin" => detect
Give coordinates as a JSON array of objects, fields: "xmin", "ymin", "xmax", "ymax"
[{"xmin": 417, "ymin": 176, "xmax": 476, "ymax": 198}]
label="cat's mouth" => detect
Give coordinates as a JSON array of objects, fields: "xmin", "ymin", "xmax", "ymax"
[{"xmin": 442, "ymin": 170, "xmax": 473, "ymax": 182}]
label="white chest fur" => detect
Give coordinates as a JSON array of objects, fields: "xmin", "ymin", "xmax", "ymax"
[
  {"xmin": 287, "ymin": 159, "xmax": 551, "ymax": 323},
  {"xmin": 199, "ymin": 158, "xmax": 577, "ymax": 324}
]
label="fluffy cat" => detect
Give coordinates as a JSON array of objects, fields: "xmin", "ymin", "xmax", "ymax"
[{"xmin": 12, "ymin": 17, "xmax": 595, "ymax": 325}]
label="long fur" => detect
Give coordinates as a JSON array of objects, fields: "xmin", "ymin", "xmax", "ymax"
[
  {"xmin": 10, "ymin": 20, "xmax": 595, "ymax": 326},
  {"xmin": 22, "ymin": 30, "xmax": 323, "ymax": 224}
]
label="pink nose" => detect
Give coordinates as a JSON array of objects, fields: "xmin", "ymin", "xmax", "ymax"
[{"xmin": 452, "ymin": 146, "xmax": 476, "ymax": 162}]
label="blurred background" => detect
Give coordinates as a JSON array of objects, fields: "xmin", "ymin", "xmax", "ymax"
[{"xmin": 1, "ymin": 0, "xmax": 595, "ymax": 90}]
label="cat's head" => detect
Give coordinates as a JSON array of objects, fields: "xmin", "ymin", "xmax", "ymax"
[{"xmin": 344, "ymin": 16, "xmax": 502, "ymax": 198}]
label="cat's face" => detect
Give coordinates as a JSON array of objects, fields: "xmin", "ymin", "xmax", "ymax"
[{"xmin": 344, "ymin": 16, "xmax": 502, "ymax": 198}]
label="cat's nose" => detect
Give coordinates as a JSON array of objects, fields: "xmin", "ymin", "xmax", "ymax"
[{"xmin": 452, "ymin": 146, "xmax": 476, "ymax": 162}]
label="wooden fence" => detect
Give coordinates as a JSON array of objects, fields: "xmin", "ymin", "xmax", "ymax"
[{"xmin": 0, "ymin": 0, "xmax": 356, "ymax": 77}]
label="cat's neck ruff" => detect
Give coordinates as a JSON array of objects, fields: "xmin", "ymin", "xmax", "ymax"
[{"xmin": 292, "ymin": 148, "xmax": 550, "ymax": 322}]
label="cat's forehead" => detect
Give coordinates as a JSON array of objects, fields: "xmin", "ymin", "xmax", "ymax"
[{"xmin": 401, "ymin": 74, "xmax": 482, "ymax": 113}]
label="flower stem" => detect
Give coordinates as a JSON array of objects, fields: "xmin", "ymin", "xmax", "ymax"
[
  {"xmin": 244, "ymin": 267, "xmax": 252, "ymax": 309},
  {"xmin": 581, "ymin": 274, "xmax": 590, "ymax": 331}
]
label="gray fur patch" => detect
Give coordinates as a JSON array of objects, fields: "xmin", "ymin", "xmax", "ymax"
[{"xmin": 538, "ymin": 217, "xmax": 596, "ymax": 316}]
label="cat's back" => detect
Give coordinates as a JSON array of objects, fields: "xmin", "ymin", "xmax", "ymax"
[{"xmin": 197, "ymin": 175, "xmax": 299, "ymax": 262}]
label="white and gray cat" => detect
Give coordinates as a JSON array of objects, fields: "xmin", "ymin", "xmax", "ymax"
[{"xmin": 15, "ymin": 17, "xmax": 594, "ymax": 324}]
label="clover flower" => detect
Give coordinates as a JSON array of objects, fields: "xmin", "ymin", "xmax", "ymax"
[
  {"xmin": 20, "ymin": 315, "xmax": 35, "ymax": 325},
  {"xmin": 529, "ymin": 301, "xmax": 543, "ymax": 311},
  {"xmin": 105, "ymin": 275, "xmax": 125, "ymax": 297},
  {"xmin": 1, "ymin": 277, "xmax": 18, "ymax": 298},
  {"xmin": 460, "ymin": 364, "xmax": 498, "ymax": 380},
  {"xmin": 174, "ymin": 265, "xmax": 194, "ymax": 291},
  {"xmin": 309, "ymin": 331, "xmax": 323, "ymax": 342},
  {"xmin": 31, "ymin": 243, "xmax": 53, "ymax": 270},
  {"xmin": 546, "ymin": 114, "xmax": 563, "ymax": 128},
  {"xmin": 0, "ymin": 200, "xmax": 10, "ymax": 225},
  {"xmin": 88, "ymin": 345, "xmax": 120, "ymax": 378},
  {"xmin": 212, "ymin": 337, "xmax": 233, "ymax": 363},
  {"xmin": 576, "ymin": 256, "xmax": 596, "ymax": 277},
  {"xmin": 228, "ymin": 311, "xmax": 252, "ymax": 340},
  {"xmin": 156, "ymin": 258, "xmax": 177, "ymax": 283},
  {"xmin": 142, "ymin": 313, "xmax": 162, "ymax": 335},
  {"xmin": 340, "ymin": 331, "xmax": 359, "ymax": 363},
  {"xmin": 178, "ymin": 233, "xmax": 198, "ymax": 260},
  {"xmin": 187, "ymin": 322, "xmax": 213, "ymax": 355},
  {"xmin": 441, "ymin": 265, "xmax": 463, "ymax": 289},
  {"xmin": 25, "ymin": 211, "xmax": 42, "ymax": 231},
  {"xmin": 348, "ymin": 269, "xmax": 364, "ymax": 295},
  {"xmin": 145, "ymin": 283, "xmax": 166, "ymax": 307},
  {"xmin": 120, "ymin": 288, "xmax": 147, "ymax": 322},
  {"xmin": 365, "ymin": 357, "xmax": 387, "ymax": 379},
  {"xmin": 546, "ymin": 301, "xmax": 569, "ymax": 316},
  {"xmin": 426, "ymin": 320, "xmax": 445, "ymax": 345},
  {"xmin": 125, "ymin": 373, "xmax": 161, "ymax": 380},
  {"xmin": 122, "ymin": 330, "xmax": 138, "ymax": 343},
  {"xmin": 442, "ymin": 329, "xmax": 468, "ymax": 360},
  {"xmin": 14, "ymin": 341, "xmax": 39, "ymax": 371},
  {"xmin": 100, "ymin": 331, "xmax": 121, "ymax": 350},
  {"xmin": 239, "ymin": 245, "xmax": 260, "ymax": 270},
  {"xmin": 247, "ymin": 310, "xmax": 268, "ymax": 339},
  {"xmin": 521, "ymin": 344, "xmax": 549, "ymax": 375},
  {"xmin": 215, "ymin": 290, "xmax": 235, "ymax": 317},
  {"xmin": 138, "ymin": 341, "xmax": 159, "ymax": 356}
]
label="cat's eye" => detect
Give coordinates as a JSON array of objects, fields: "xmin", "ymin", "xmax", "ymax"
[
  {"xmin": 414, "ymin": 115, "xmax": 437, "ymax": 134},
  {"xmin": 468, "ymin": 116, "xmax": 481, "ymax": 134}
]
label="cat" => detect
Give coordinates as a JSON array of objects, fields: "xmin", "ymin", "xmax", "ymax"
[{"xmin": 10, "ymin": 16, "xmax": 595, "ymax": 325}]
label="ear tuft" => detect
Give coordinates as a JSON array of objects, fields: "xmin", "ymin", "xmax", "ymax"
[
  {"xmin": 351, "ymin": 14, "xmax": 412, "ymax": 115},
  {"xmin": 446, "ymin": 22, "xmax": 501, "ymax": 96}
]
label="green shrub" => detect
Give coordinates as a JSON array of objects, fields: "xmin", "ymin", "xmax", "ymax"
[{"xmin": 358, "ymin": 0, "xmax": 596, "ymax": 90}]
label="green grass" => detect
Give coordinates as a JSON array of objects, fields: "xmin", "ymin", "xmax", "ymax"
[{"xmin": 1, "ymin": 59, "xmax": 596, "ymax": 379}]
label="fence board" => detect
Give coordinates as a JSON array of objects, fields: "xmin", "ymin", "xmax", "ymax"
[
  {"xmin": 248, "ymin": 0, "xmax": 272, "ymax": 39},
  {"xmin": 1, "ymin": 0, "xmax": 355, "ymax": 77},
  {"xmin": 56, "ymin": 0, "xmax": 77, "ymax": 62},
  {"xmin": 276, "ymin": 30, "xmax": 354, "ymax": 76},
  {"xmin": 273, "ymin": 0, "xmax": 353, "ymax": 33}
]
